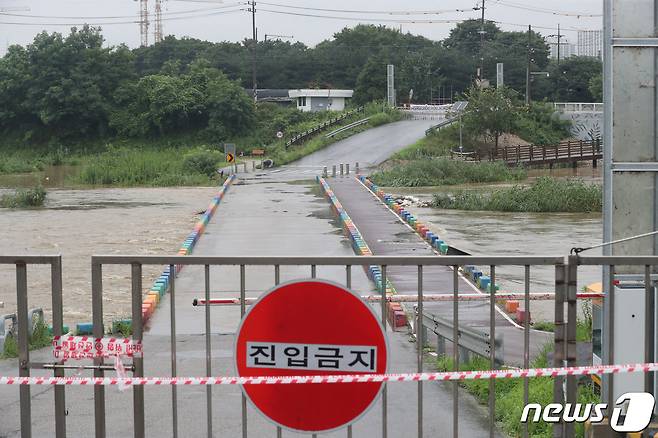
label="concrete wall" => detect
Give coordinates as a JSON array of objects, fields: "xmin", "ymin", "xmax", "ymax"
[
  {"xmin": 297, "ymin": 96, "xmax": 347, "ymax": 112},
  {"xmin": 558, "ymin": 111, "xmax": 603, "ymax": 141}
]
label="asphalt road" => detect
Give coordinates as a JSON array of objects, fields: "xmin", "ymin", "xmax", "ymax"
[{"xmin": 246, "ymin": 118, "xmax": 438, "ymax": 182}]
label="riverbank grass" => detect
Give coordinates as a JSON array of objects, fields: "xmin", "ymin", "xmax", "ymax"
[
  {"xmin": 1, "ymin": 186, "xmax": 47, "ymax": 208},
  {"xmin": 370, "ymin": 159, "xmax": 526, "ymax": 187},
  {"xmin": 432, "ymin": 177, "xmax": 602, "ymax": 213},
  {"xmin": 75, "ymin": 146, "xmax": 226, "ymax": 186},
  {"xmin": 436, "ymin": 351, "xmax": 598, "ymax": 438},
  {"xmin": 1, "ymin": 318, "xmax": 52, "ymax": 359}
]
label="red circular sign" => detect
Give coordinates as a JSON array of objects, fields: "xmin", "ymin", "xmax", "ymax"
[{"xmin": 235, "ymin": 280, "xmax": 388, "ymax": 433}]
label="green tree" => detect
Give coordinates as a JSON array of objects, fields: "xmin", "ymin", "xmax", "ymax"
[
  {"xmin": 548, "ymin": 56, "xmax": 602, "ymax": 102},
  {"xmin": 588, "ymin": 73, "xmax": 603, "ymax": 102},
  {"xmin": 463, "ymin": 86, "xmax": 517, "ymax": 155},
  {"xmin": 354, "ymin": 57, "xmax": 388, "ymax": 105}
]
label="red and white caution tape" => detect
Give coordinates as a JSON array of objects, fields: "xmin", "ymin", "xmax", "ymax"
[
  {"xmin": 52, "ymin": 335, "xmax": 142, "ymax": 360},
  {"xmin": 2, "ymin": 363, "xmax": 657, "ymax": 386},
  {"xmin": 193, "ymin": 292, "xmax": 603, "ymax": 307}
]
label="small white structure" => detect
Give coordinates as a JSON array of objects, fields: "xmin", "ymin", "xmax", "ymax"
[{"xmin": 288, "ymin": 89, "xmax": 354, "ymax": 112}]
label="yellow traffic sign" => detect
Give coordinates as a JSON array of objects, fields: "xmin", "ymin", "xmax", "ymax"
[{"xmin": 226, "ymin": 153, "xmax": 235, "ymax": 163}]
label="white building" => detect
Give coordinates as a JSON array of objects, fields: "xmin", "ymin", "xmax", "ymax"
[
  {"xmin": 288, "ymin": 89, "xmax": 354, "ymax": 112},
  {"xmin": 577, "ymin": 30, "xmax": 603, "ymax": 59},
  {"xmin": 546, "ymin": 36, "xmax": 575, "ymax": 60}
]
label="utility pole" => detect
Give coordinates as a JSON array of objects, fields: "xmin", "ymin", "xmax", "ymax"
[
  {"xmin": 479, "ymin": 0, "xmax": 485, "ymax": 80},
  {"xmin": 154, "ymin": 0, "xmax": 163, "ymax": 44},
  {"xmin": 556, "ymin": 24, "xmax": 561, "ymax": 66},
  {"xmin": 139, "ymin": 0, "xmax": 149, "ymax": 47},
  {"xmin": 556, "ymin": 24, "xmax": 561, "ymax": 101},
  {"xmin": 525, "ymin": 25, "xmax": 532, "ymax": 106},
  {"xmin": 248, "ymin": 1, "xmax": 258, "ymax": 102}
]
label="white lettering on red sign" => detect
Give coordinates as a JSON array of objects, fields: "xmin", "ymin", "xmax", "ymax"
[
  {"xmin": 246, "ymin": 342, "xmax": 377, "ymax": 372},
  {"xmin": 52, "ymin": 336, "xmax": 142, "ymax": 360}
]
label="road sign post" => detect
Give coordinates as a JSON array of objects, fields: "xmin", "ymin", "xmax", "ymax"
[
  {"xmin": 224, "ymin": 143, "xmax": 237, "ymax": 173},
  {"xmin": 235, "ymin": 280, "xmax": 388, "ymax": 433}
]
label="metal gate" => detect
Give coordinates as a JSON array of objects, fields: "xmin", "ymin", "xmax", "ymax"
[{"xmin": 2, "ymin": 254, "xmax": 657, "ymax": 437}]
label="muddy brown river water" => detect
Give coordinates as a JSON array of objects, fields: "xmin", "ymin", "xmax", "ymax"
[
  {"xmin": 0, "ymin": 164, "xmax": 603, "ymax": 326},
  {"xmin": 0, "ymin": 187, "xmax": 217, "ymax": 326},
  {"xmin": 390, "ymin": 188, "xmax": 602, "ymax": 321}
]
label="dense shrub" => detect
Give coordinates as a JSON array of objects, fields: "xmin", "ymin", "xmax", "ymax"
[
  {"xmin": 370, "ymin": 159, "xmax": 526, "ymax": 187},
  {"xmin": 432, "ymin": 177, "xmax": 602, "ymax": 213},
  {"xmin": 1, "ymin": 186, "xmax": 47, "ymax": 208},
  {"xmin": 182, "ymin": 149, "xmax": 223, "ymax": 177}
]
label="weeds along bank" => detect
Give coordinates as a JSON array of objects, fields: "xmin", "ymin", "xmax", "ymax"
[
  {"xmin": 371, "ymin": 159, "xmax": 527, "ymax": 187},
  {"xmin": 431, "ymin": 177, "xmax": 602, "ymax": 213},
  {"xmin": 1, "ymin": 103, "xmax": 399, "ymax": 190}
]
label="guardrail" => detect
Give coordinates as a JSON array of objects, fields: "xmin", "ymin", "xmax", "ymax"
[
  {"xmin": 420, "ymin": 310, "xmax": 504, "ymax": 366},
  {"xmin": 325, "ymin": 117, "xmax": 371, "ymax": 138},
  {"xmin": 285, "ymin": 106, "xmax": 365, "ymax": 148},
  {"xmin": 424, "ymin": 117, "xmax": 458, "ymax": 136}
]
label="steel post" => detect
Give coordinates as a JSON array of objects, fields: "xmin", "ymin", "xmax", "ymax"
[
  {"xmin": 131, "ymin": 263, "xmax": 145, "ymax": 438},
  {"xmin": 91, "ymin": 261, "xmax": 106, "ymax": 438},
  {"xmin": 51, "ymin": 257, "xmax": 66, "ymax": 438},
  {"xmin": 16, "ymin": 263, "xmax": 31, "ymax": 438}
]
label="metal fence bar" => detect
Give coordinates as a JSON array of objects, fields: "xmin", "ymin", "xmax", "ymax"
[
  {"xmin": 131, "ymin": 263, "xmax": 145, "ymax": 438},
  {"xmin": 311, "ymin": 262, "xmax": 318, "ymax": 437},
  {"xmin": 645, "ymin": 265, "xmax": 654, "ymax": 394},
  {"xmin": 523, "ymin": 266, "xmax": 530, "ymax": 438},
  {"xmin": 169, "ymin": 265, "xmax": 179, "ymax": 438},
  {"xmin": 92, "ymin": 261, "xmax": 106, "ymax": 438},
  {"xmin": 417, "ymin": 265, "xmax": 423, "ymax": 438},
  {"xmin": 565, "ymin": 256, "xmax": 578, "ymax": 437},
  {"xmin": 452, "ymin": 266, "xmax": 459, "ymax": 438},
  {"xmin": 51, "ymin": 257, "xmax": 66, "ymax": 438},
  {"xmin": 92, "ymin": 255, "xmax": 565, "ymax": 266},
  {"xmin": 605, "ymin": 265, "xmax": 615, "ymax": 409},
  {"xmin": 553, "ymin": 263, "xmax": 566, "ymax": 438},
  {"xmin": 16, "ymin": 262, "xmax": 31, "ymax": 438},
  {"xmin": 205, "ymin": 265, "xmax": 213, "ymax": 438},
  {"xmin": 275, "ymin": 264, "xmax": 282, "ymax": 438},
  {"xmin": 381, "ymin": 264, "xmax": 388, "ymax": 438},
  {"xmin": 346, "ymin": 264, "xmax": 353, "ymax": 438},
  {"xmin": 241, "ymin": 265, "xmax": 247, "ymax": 438},
  {"xmin": 488, "ymin": 265, "xmax": 496, "ymax": 438}
]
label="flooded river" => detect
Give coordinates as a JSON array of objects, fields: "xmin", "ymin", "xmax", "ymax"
[
  {"xmin": 0, "ymin": 187, "xmax": 218, "ymax": 326},
  {"xmin": 387, "ymin": 169, "xmax": 603, "ymax": 322}
]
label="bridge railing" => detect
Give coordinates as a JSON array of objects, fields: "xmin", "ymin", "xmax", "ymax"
[
  {"xmin": 285, "ymin": 106, "xmax": 365, "ymax": 148},
  {"xmin": 4, "ymin": 254, "xmax": 658, "ymax": 438},
  {"xmin": 554, "ymin": 102, "xmax": 604, "ymax": 113},
  {"xmin": 496, "ymin": 139, "xmax": 602, "ymax": 165}
]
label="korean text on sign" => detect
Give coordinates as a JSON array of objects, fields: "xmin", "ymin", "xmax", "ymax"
[
  {"xmin": 52, "ymin": 336, "xmax": 142, "ymax": 360},
  {"xmin": 247, "ymin": 342, "xmax": 377, "ymax": 373}
]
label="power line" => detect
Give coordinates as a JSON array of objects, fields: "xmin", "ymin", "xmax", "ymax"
[
  {"xmin": 0, "ymin": 2, "xmax": 245, "ymax": 20},
  {"xmin": 491, "ymin": 0, "xmax": 602, "ymax": 18},
  {"xmin": 0, "ymin": 9, "xmax": 243, "ymax": 26},
  {"xmin": 257, "ymin": 2, "xmax": 476, "ymax": 16},
  {"xmin": 257, "ymin": 9, "xmax": 471, "ymax": 24}
]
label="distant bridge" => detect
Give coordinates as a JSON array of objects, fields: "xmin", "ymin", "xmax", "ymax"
[{"xmin": 495, "ymin": 139, "xmax": 602, "ymax": 167}]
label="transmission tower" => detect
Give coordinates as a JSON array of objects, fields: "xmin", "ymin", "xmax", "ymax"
[
  {"xmin": 139, "ymin": 0, "xmax": 149, "ymax": 47},
  {"xmin": 154, "ymin": 0, "xmax": 163, "ymax": 44}
]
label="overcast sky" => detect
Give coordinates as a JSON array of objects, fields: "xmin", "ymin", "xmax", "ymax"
[{"xmin": 0, "ymin": 0, "xmax": 602, "ymax": 54}]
